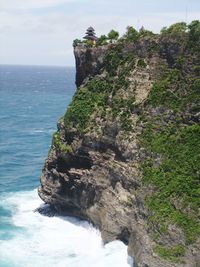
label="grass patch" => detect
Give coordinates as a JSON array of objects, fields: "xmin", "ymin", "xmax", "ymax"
[
  {"xmin": 64, "ymin": 46, "xmax": 138, "ymax": 134},
  {"xmin": 155, "ymin": 245, "xmax": 185, "ymax": 263},
  {"xmin": 53, "ymin": 132, "xmax": 72, "ymax": 153},
  {"xmin": 137, "ymin": 58, "xmax": 147, "ymax": 68},
  {"xmin": 142, "ymin": 124, "xmax": 200, "ymax": 244},
  {"xmin": 64, "ymin": 87, "xmax": 106, "ymax": 133},
  {"xmin": 147, "ymin": 68, "xmax": 200, "ymax": 111}
]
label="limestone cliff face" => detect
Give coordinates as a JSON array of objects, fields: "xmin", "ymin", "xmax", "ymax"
[
  {"xmin": 39, "ymin": 32, "xmax": 200, "ymax": 267},
  {"xmin": 74, "ymin": 45, "xmax": 108, "ymax": 87}
]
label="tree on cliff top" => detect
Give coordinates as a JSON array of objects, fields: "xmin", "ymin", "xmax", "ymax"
[
  {"xmin": 160, "ymin": 22, "xmax": 187, "ymax": 36},
  {"xmin": 73, "ymin": 39, "xmax": 82, "ymax": 47},
  {"xmin": 97, "ymin": 35, "xmax": 108, "ymax": 45},
  {"xmin": 108, "ymin": 30, "xmax": 119, "ymax": 43},
  {"xmin": 188, "ymin": 20, "xmax": 200, "ymax": 42},
  {"xmin": 123, "ymin": 26, "xmax": 139, "ymax": 42}
]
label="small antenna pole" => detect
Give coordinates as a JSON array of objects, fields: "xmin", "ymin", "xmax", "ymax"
[
  {"xmin": 185, "ymin": 6, "xmax": 188, "ymax": 23},
  {"xmin": 137, "ymin": 19, "xmax": 140, "ymax": 31}
]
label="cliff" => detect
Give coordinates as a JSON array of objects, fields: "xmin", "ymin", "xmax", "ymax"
[
  {"xmin": 74, "ymin": 45, "xmax": 108, "ymax": 87},
  {"xmin": 38, "ymin": 22, "xmax": 200, "ymax": 267}
]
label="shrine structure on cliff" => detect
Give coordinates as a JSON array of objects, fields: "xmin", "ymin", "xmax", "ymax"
[{"xmin": 83, "ymin": 26, "xmax": 98, "ymax": 45}]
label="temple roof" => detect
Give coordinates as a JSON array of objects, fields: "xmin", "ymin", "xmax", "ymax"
[
  {"xmin": 85, "ymin": 32, "xmax": 95, "ymax": 36},
  {"xmin": 87, "ymin": 26, "xmax": 95, "ymax": 31},
  {"xmin": 83, "ymin": 26, "xmax": 98, "ymax": 41}
]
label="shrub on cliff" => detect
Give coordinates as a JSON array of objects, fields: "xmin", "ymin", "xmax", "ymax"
[
  {"xmin": 97, "ymin": 35, "xmax": 108, "ymax": 45},
  {"xmin": 64, "ymin": 80, "xmax": 109, "ymax": 133},
  {"xmin": 188, "ymin": 20, "xmax": 200, "ymax": 42},
  {"xmin": 53, "ymin": 132, "xmax": 72, "ymax": 153},
  {"xmin": 73, "ymin": 39, "xmax": 82, "ymax": 47},
  {"xmin": 123, "ymin": 26, "xmax": 139, "ymax": 42},
  {"xmin": 107, "ymin": 29, "xmax": 119, "ymax": 43},
  {"xmin": 188, "ymin": 20, "xmax": 200, "ymax": 52},
  {"xmin": 142, "ymin": 124, "xmax": 200, "ymax": 244},
  {"xmin": 161, "ymin": 22, "xmax": 187, "ymax": 36}
]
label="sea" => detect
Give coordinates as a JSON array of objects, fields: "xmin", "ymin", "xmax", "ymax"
[{"xmin": 0, "ymin": 65, "xmax": 133, "ymax": 267}]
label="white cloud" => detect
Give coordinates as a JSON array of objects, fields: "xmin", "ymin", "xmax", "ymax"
[
  {"xmin": 1, "ymin": 10, "xmax": 199, "ymax": 35},
  {"xmin": 0, "ymin": 0, "xmax": 80, "ymax": 10},
  {"xmin": 0, "ymin": 7, "xmax": 199, "ymax": 66}
]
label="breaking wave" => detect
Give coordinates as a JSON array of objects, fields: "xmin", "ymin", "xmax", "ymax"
[{"xmin": 0, "ymin": 190, "xmax": 133, "ymax": 267}]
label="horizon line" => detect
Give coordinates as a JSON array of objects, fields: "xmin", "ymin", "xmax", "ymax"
[{"xmin": 0, "ymin": 64, "xmax": 75, "ymax": 68}]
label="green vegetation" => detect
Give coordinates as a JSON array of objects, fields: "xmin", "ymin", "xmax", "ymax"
[
  {"xmin": 161, "ymin": 22, "xmax": 187, "ymax": 36},
  {"xmin": 147, "ymin": 68, "xmax": 200, "ymax": 111},
  {"xmin": 73, "ymin": 20, "xmax": 200, "ymax": 50},
  {"xmin": 141, "ymin": 123, "xmax": 200, "ymax": 244},
  {"xmin": 97, "ymin": 35, "xmax": 108, "ymax": 45},
  {"xmin": 64, "ymin": 43, "xmax": 138, "ymax": 133},
  {"xmin": 188, "ymin": 20, "xmax": 200, "ymax": 42},
  {"xmin": 71, "ymin": 20, "xmax": 200, "ymax": 135},
  {"xmin": 188, "ymin": 20, "xmax": 200, "ymax": 52},
  {"xmin": 139, "ymin": 47, "xmax": 200, "ymax": 263},
  {"xmin": 160, "ymin": 21, "xmax": 200, "ymax": 53},
  {"xmin": 155, "ymin": 245, "xmax": 185, "ymax": 263},
  {"xmin": 123, "ymin": 26, "xmax": 139, "ymax": 42},
  {"xmin": 103, "ymin": 46, "xmax": 123, "ymax": 75},
  {"xmin": 64, "ymin": 87, "xmax": 106, "ymax": 133},
  {"xmin": 53, "ymin": 132, "xmax": 72, "ymax": 153},
  {"xmin": 141, "ymin": 55, "xmax": 200, "ymax": 245},
  {"xmin": 72, "ymin": 38, "xmax": 95, "ymax": 48},
  {"xmin": 107, "ymin": 29, "xmax": 119, "ymax": 43},
  {"xmin": 139, "ymin": 28, "xmax": 155, "ymax": 38},
  {"xmin": 73, "ymin": 38, "xmax": 82, "ymax": 47},
  {"xmin": 137, "ymin": 58, "xmax": 147, "ymax": 68}
]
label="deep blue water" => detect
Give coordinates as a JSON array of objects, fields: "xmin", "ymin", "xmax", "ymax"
[
  {"xmin": 0, "ymin": 65, "xmax": 75, "ymax": 194},
  {"xmin": 0, "ymin": 65, "xmax": 132, "ymax": 267}
]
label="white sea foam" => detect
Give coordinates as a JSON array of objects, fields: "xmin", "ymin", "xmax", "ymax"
[
  {"xmin": 0, "ymin": 190, "xmax": 133, "ymax": 267},
  {"xmin": 31, "ymin": 129, "xmax": 54, "ymax": 134}
]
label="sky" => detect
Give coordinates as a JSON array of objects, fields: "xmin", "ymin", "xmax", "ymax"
[{"xmin": 0, "ymin": 0, "xmax": 200, "ymax": 66}]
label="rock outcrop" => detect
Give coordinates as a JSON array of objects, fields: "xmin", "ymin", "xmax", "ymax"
[
  {"xmin": 39, "ymin": 26, "xmax": 200, "ymax": 267},
  {"xmin": 74, "ymin": 45, "xmax": 108, "ymax": 87}
]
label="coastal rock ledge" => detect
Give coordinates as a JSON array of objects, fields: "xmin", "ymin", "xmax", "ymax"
[{"xmin": 38, "ymin": 27, "xmax": 200, "ymax": 267}]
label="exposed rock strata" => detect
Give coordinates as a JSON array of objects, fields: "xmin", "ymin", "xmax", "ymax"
[{"xmin": 74, "ymin": 45, "xmax": 109, "ymax": 87}]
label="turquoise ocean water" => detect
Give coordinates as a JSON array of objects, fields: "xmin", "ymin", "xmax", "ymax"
[{"xmin": 0, "ymin": 65, "xmax": 132, "ymax": 267}]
